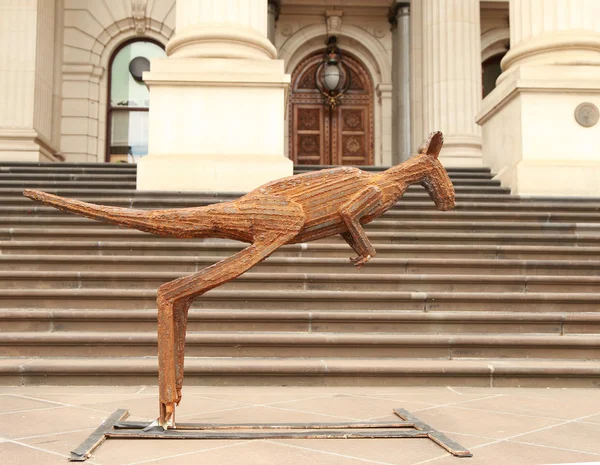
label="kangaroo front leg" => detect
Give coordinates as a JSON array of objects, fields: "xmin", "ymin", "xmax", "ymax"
[
  {"xmin": 340, "ymin": 232, "xmax": 362, "ymax": 258},
  {"xmin": 340, "ymin": 186, "xmax": 382, "ymax": 269}
]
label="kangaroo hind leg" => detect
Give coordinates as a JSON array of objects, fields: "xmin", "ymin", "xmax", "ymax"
[{"xmin": 153, "ymin": 210, "xmax": 304, "ymax": 430}]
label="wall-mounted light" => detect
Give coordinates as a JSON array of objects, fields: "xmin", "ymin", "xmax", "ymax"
[{"xmin": 129, "ymin": 56, "xmax": 150, "ymax": 82}]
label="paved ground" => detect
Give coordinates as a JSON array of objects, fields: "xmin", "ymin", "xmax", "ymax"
[{"xmin": 1, "ymin": 385, "xmax": 600, "ymax": 465}]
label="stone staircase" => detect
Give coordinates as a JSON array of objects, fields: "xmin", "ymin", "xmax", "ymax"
[{"xmin": 1, "ymin": 162, "xmax": 600, "ymax": 387}]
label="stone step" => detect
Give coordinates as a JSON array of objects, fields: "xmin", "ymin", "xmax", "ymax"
[
  {"xmin": 2, "ymin": 331, "xmax": 599, "ymax": 359},
  {"xmin": 3, "ymin": 271, "xmax": 600, "ymax": 293},
  {"xmin": 0, "ymin": 162, "xmax": 138, "ymax": 169},
  {"xmin": 2, "ymin": 180, "xmax": 143, "ymax": 189},
  {"xmin": 10, "ymin": 194, "xmax": 600, "ymax": 213},
  {"xmin": 2, "ymin": 254, "xmax": 597, "ymax": 275},
  {"xmin": 2, "ymin": 227, "xmax": 599, "ymax": 246},
  {"xmin": 10, "ymin": 196, "xmax": 522, "ymax": 210},
  {"xmin": 3, "ymin": 161, "xmax": 600, "ymax": 389},
  {"xmin": 0, "ymin": 172, "xmax": 500, "ymax": 186},
  {"xmin": 3, "ymin": 240, "xmax": 599, "ymax": 260},
  {"xmin": 295, "ymin": 164, "xmax": 492, "ymax": 172},
  {"xmin": 4, "ymin": 216, "xmax": 600, "ymax": 234},
  {"xmin": 294, "ymin": 170, "xmax": 494, "ymax": 179},
  {"xmin": 8, "ymin": 206, "xmax": 600, "ymax": 223},
  {"xmin": 0, "ymin": 167, "xmax": 137, "ymax": 175},
  {"xmin": 0, "ymin": 173, "xmax": 137, "ymax": 181},
  {"xmin": 0, "ymin": 161, "xmax": 492, "ymax": 173},
  {"xmin": 0, "ymin": 167, "xmax": 490, "ymax": 179},
  {"xmin": 3, "ymin": 181, "xmax": 510, "ymax": 193},
  {"xmin": 0, "ymin": 288, "xmax": 598, "ymax": 311},
  {"xmin": 1, "ymin": 357, "xmax": 599, "ymax": 387},
  {"xmin": 3, "ymin": 309, "xmax": 598, "ymax": 335}
]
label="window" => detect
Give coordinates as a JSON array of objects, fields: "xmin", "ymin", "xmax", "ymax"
[
  {"xmin": 482, "ymin": 54, "xmax": 504, "ymax": 99},
  {"xmin": 107, "ymin": 40, "xmax": 166, "ymax": 163}
]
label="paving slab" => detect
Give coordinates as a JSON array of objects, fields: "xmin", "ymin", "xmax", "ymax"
[
  {"xmin": 514, "ymin": 421, "xmax": 600, "ymax": 456},
  {"xmin": 428, "ymin": 440, "xmax": 600, "ymax": 465},
  {"xmin": 2, "ymin": 386, "xmax": 600, "ymax": 465},
  {"xmin": 0, "ymin": 393, "xmax": 60, "ymax": 413},
  {"xmin": 1, "ymin": 441, "xmax": 89, "ymax": 465}
]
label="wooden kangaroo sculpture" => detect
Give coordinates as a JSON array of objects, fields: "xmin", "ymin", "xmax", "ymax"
[{"xmin": 23, "ymin": 131, "xmax": 455, "ymax": 430}]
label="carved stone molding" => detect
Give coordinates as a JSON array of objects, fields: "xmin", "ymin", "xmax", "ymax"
[
  {"xmin": 388, "ymin": 2, "xmax": 409, "ymax": 29},
  {"xmin": 373, "ymin": 28, "xmax": 386, "ymax": 39},
  {"xmin": 326, "ymin": 10, "xmax": 343, "ymax": 36},
  {"xmin": 132, "ymin": 0, "xmax": 147, "ymax": 34},
  {"xmin": 280, "ymin": 24, "xmax": 293, "ymax": 37}
]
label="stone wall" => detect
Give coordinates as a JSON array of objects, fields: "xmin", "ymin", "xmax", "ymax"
[
  {"xmin": 55, "ymin": 0, "xmax": 509, "ymax": 165},
  {"xmin": 276, "ymin": 3, "xmax": 393, "ymax": 165},
  {"xmin": 61, "ymin": 0, "xmax": 175, "ymax": 162},
  {"xmin": 0, "ymin": 0, "xmax": 61, "ymax": 161}
]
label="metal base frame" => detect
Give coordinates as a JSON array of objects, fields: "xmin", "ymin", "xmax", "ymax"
[{"xmin": 70, "ymin": 407, "xmax": 472, "ymax": 461}]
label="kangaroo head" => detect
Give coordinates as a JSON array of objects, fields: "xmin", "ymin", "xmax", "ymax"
[{"xmin": 417, "ymin": 131, "xmax": 456, "ymax": 211}]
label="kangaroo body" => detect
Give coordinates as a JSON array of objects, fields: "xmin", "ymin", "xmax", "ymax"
[
  {"xmin": 23, "ymin": 131, "xmax": 455, "ymax": 430},
  {"xmin": 23, "ymin": 159, "xmax": 453, "ymax": 245}
]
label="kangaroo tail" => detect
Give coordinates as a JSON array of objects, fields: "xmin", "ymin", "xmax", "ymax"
[{"xmin": 23, "ymin": 189, "xmax": 162, "ymax": 234}]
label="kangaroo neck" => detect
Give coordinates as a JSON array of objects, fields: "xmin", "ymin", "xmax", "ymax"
[{"xmin": 377, "ymin": 157, "xmax": 429, "ymax": 198}]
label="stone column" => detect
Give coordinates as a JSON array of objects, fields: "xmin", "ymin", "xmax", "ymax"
[
  {"xmin": 267, "ymin": 0, "xmax": 279, "ymax": 45},
  {"xmin": 421, "ymin": 0, "xmax": 483, "ymax": 167},
  {"xmin": 477, "ymin": 0, "xmax": 600, "ymax": 196},
  {"xmin": 501, "ymin": 0, "xmax": 600, "ymax": 75},
  {"xmin": 0, "ymin": 0, "xmax": 61, "ymax": 162},
  {"xmin": 377, "ymin": 83, "xmax": 393, "ymax": 166},
  {"xmin": 139, "ymin": 0, "xmax": 292, "ymax": 192},
  {"xmin": 389, "ymin": 2, "xmax": 411, "ymax": 163},
  {"xmin": 409, "ymin": 0, "xmax": 424, "ymax": 152}
]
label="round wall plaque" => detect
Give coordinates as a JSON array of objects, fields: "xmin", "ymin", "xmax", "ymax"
[{"xmin": 574, "ymin": 102, "xmax": 599, "ymax": 128}]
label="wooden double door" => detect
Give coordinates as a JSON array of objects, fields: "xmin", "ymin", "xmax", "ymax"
[{"xmin": 289, "ymin": 51, "xmax": 374, "ymax": 166}]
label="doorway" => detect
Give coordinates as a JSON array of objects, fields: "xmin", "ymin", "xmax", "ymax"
[{"xmin": 289, "ymin": 50, "xmax": 374, "ymax": 166}]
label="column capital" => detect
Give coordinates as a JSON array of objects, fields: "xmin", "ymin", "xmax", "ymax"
[
  {"xmin": 268, "ymin": 0, "xmax": 280, "ymax": 21},
  {"xmin": 388, "ymin": 1, "xmax": 410, "ymax": 29}
]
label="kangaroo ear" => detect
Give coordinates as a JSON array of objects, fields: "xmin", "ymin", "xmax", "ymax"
[{"xmin": 425, "ymin": 131, "xmax": 444, "ymax": 159}]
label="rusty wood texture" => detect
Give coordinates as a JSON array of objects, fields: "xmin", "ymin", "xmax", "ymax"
[{"xmin": 23, "ymin": 131, "xmax": 456, "ymax": 428}]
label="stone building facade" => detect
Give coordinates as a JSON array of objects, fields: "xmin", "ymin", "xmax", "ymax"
[{"xmin": 1, "ymin": 0, "xmax": 599, "ymax": 195}]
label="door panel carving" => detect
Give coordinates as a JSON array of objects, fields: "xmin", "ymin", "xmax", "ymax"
[
  {"xmin": 294, "ymin": 105, "xmax": 326, "ymax": 165},
  {"xmin": 290, "ymin": 51, "xmax": 374, "ymax": 166},
  {"xmin": 338, "ymin": 107, "xmax": 369, "ymax": 165}
]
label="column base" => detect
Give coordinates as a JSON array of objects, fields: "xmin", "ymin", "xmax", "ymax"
[
  {"xmin": 438, "ymin": 135, "xmax": 483, "ymax": 168},
  {"xmin": 139, "ymin": 57, "xmax": 292, "ymax": 192},
  {"xmin": 0, "ymin": 129, "xmax": 62, "ymax": 162},
  {"xmin": 137, "ymin": 153, "xmax": 293, "ymax": 193},
  {"xmin": 477, "ymin": 64, "xmax": 600, "ymax": 196},
  {"xmin": 501, "ymin": 160, "xmax": 600, "ymax": 197}
]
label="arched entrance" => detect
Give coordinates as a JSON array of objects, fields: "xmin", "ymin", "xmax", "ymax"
[{"xmin": 289, "ymin": 50, "xmax": 374, "ymax": 166}]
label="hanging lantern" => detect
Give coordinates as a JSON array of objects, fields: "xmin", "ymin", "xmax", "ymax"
[
  {"xmin": 323, "ymin": 62, "xmax": 341, "ymax": 92},
  {"xmin": 315, "ymin": 36, "xmax": 351, "ymax": 108}
]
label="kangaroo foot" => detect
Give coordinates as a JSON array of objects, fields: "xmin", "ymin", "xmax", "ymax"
[
  {"xmin": 350, "ymin": 254, "xmax": 372, "ymax": 269},
  {"xmin": 142, "ymin": 401, "xmax": 176, "ymax": 432},
  {"xmin": 160, "ymin": 401, "xmax": 176, "ymax": 429}
]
